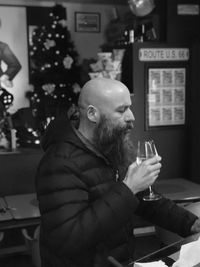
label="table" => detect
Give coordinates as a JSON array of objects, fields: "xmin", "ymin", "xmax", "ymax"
[
  {"xmin": 0, "ymin": 193, "xmax": 40, "ymax": 230},
  {"xmin": 108, "ymin": 233, "xmax": 200, "ymax": 267},
  {"xmin": 5, "ymin": 193, "xmax": 40, "ymax": 220},
  {"xmin": 154, "ymin": 178, "xmax": 200, "ymax": 203},
  {"xmin": 0, "ymin": 193, "xmax": 40, "ymax": 256},
  {"xmin": 133, "ymin": 233, "xmax": 200, "ymax": 267},
  {"xmin": 0, "ymin": 197, "xmax": 13, "ymax": 222}
]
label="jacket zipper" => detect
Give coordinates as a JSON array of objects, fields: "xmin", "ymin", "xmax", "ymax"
[{"xmin": 115, "ymin": 169, "xmax": 119, "ymax": 182}]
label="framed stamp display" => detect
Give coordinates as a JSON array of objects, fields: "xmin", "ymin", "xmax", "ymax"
[{"xmin": 146, "ymin": 66, "xmax": 186, "ymax": 129}]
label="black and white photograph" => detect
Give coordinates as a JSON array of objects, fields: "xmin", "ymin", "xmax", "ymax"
[{"xmin": 1, "ymin": 1, "xmax": 200, "ymax": 267}]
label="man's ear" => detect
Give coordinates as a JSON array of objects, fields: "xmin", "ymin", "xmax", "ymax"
[{"xmin": 87, "ymin": 105, "xmax": 99, "ymax": 123}]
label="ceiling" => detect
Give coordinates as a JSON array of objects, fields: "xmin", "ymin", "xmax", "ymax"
[
  {"xmin": 0, "ymin": 0, "xmax": 126, "ymax": 6},
  {"xmin": 40, "ymin": 0, "xmax": 126, "ymax": 3},
  {"xmin": 24, "ymin": 0, "xmax": 126, "ymax": 4}
]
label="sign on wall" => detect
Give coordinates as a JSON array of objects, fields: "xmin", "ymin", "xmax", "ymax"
[{"xmin": 139, "ymin": 48, "xmax": 190, "ymax": 61}]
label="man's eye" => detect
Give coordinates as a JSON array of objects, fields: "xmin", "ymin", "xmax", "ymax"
[{"xmin": 118, "ymin": 108, "xmax": 126, "ymax": 113}]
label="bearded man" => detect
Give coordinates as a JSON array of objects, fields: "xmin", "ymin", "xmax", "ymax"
[{"xmin": 36, "ymin": 78, "xmax": 200, "ymax": 267}]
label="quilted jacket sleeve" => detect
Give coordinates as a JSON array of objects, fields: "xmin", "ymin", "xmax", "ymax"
[
  {"xmin": 135, "ymin": 192, "xmax": 198, "ymax": 237},
  {"xmin": 36, "ymin": 151, "xmax": 139, "ymax": 258}
]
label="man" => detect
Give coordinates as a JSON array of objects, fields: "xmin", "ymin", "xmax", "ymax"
[{"xmin": 36, "ymin": 78, "xmax": 200, "ymax": 267}]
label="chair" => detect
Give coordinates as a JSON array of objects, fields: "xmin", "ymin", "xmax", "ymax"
[
  {"xmin": 21, "ymin": 225, "xmax": 41, "ymax": 267},
  {"xmin": 0, "ymin": 231, "xmax": 4, "ymax": 244},
  {"xmin": 184, "ymin": 201, "xmax": 200, "ymax": 216}
]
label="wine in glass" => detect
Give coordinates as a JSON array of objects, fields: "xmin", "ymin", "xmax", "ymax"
[{"xmin": 137, "ymin": 140, "xmax": 161, "ymax": 201}]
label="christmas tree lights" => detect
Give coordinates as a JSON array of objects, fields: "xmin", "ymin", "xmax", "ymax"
[{"xmin": 28, "ymin": 4, "xmax": 81, "ymax": 134}]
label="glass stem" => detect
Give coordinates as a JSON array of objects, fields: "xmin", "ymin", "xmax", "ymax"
[{"xmin": 149, "ymin": 186, "xmax": 154, "ymax": 196}]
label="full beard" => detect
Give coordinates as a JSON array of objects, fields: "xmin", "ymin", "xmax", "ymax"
[{"xmin": 93, "ymin": 115, "xmax": 135, "ymax": 169}]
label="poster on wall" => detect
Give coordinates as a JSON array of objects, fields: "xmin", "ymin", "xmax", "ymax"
[
  {"xmin": 0, "ymin": 6, "xmax": 29, "ymax": 114},
  {"xmin": 146, "ymin": 67, "xmax": 186, "ymax": 128}
]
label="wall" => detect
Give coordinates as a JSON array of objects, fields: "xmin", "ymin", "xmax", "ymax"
[
  {"xmin": 61, "ymin": 2, "xmax": 128, "ymax": 61},
  {"xmin": 129, "ymin": 43, "xmax": 189, "ymax": 180},
  {"xmin": 0, "ymin": 0, "xmax": 129, "ymax": 196},
  {"xmin": 0, "ymin": 149, "xmax": 43, "ymax": 195},
  {"xmin": 165, "ymin": 0, "xmax": 200, "ymax": 181},
  {"xmin": 0, "ymin": 0, "xmax": 128, "ymax": 61},
  {"xmin": 166, "ymin": 0, "xmax": 200, "ymax": 44},
  {"xmin": 0, "ymin": 0, "xmax": 128, "ymax": 112},
  {"xmin": 188, "ymin": 43, "xmax": 200, "ymax": 183}
]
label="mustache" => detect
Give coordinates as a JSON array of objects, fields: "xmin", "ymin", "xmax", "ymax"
[{"xmin": 124, "ymin": 121, "xmax": 134, "ymax": 131}]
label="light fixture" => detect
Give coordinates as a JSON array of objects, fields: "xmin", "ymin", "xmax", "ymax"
[{"xmin": 128, "ymin": 0, "xmax": 155, "ymax": 17}]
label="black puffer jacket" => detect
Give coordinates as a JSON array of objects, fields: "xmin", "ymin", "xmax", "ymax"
[{"xmin": 35, "ymin": 118, "xmax": 197, "ymax": 267}]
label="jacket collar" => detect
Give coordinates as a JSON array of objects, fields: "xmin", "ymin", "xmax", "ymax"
[{"xmin": 73, "ymin": 126, "xmax": 110, "ymax": 165}]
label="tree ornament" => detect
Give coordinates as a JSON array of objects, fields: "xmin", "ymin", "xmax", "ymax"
[
  {"xmin": 44, "ymin": 39, "xmax": 56, "ymax": 50},
  {"xmin": 42, "ymin": 83, "xmax": 56, "ymax": 95},
  {"xmin": 59, "ymin": 19, "xmax": 67, "ymax": 27},
  {"xmin": 63, "ymin": 55, "xmax": 73, "ymax": 69}
]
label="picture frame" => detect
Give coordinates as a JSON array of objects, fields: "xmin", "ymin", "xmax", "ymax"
[
  {"xmin": 145, "ymin": 65, "xmax": 187, "ymax": 129},
  {"xmin": 0, "ymin": 5, "xmax": 29, "ymax": 112},
  {"xmin": 75, "ymin": 12, "xmax": 100, "ymax": 33}
]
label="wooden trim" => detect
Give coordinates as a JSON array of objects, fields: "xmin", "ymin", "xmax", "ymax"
[
  {"xmin": 0, "ymin": 0, "xmax": 127, "ymax": 5},
  {"xmin": 0, "ymin": 245, "xmax": 27, "ymax": 256}
]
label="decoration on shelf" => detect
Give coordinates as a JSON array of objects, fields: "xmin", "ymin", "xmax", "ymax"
[
  {"xmin": 28, "ymin": 4, "xmax": 81, "ymax": 139},
  {"xmin": 123, "ymin": 21, "xmax": 157, "ymax": 44},
  {"xmin": 0, "ymin": 132, "xmax": 9, "ymax": 150},
  {"xmin": 11, "ymin": 107, "xmax": 41, "ymax": 148},
  {"xmin": 88, "ymin": 50, "xmax": 125, "ymax": 80},
  {"xmin": 0, "ymin": 87, "xmax": 14, "ymax": 110},
  {"xmin": 102, "ymin": 19, "xmax": 127, "ymax": 49},
  {"xmin": 128, "ymin": 0, "xmax": 155, "ymax": 17},
  {"xmin": 0, "ymin": 111, "xmax": 17, "ymax": 152},
  {"xmin": 0, "ymin": 86, "xmax": 16, "ymax": 152},
  {"xmin": 101, "ymin": 11, "xmax": 157, "ymax": 51}
]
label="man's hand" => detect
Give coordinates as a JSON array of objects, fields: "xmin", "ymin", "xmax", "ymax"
[
  {"xmin": 191, "ymin": 218, "xmax": 200, "ymax": 233},
  {"xmin": 123, "ymin": 155, "xmax": 162, "ymax": 195}
]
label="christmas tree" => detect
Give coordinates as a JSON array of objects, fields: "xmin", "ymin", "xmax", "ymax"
[{"xmin": 28, "ymin": 4, "xmax": 81, "ymax": 134}]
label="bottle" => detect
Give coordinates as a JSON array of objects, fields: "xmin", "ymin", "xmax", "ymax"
[{"xmin": 129, "ymin": 29, "xmax": 134, "ymax": 43}]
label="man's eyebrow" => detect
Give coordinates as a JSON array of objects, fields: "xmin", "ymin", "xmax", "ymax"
[{"xmin": 116, "ymin": 104, "xmax": 131, "ymax": 109}]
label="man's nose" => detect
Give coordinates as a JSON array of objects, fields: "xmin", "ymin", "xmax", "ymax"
[{"xmin": 125, "ymin": 108, "xmax": 135, "ymax": 122}]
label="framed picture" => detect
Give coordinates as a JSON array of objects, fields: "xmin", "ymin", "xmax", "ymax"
[
  {"xmin": 0, "ymin": 5, "xmax": 29, "ymax": 112},
  {"xmin": 145, "ymin": 66, "xmax": 187, "ymax": 129},
  {"xmin": 75, "ymin": 12, "xmax": 100, "ymax": 33}
]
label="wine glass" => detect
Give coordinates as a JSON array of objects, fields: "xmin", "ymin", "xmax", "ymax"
[{"xmin": 136, "ymin": 140, "xmax": 161, "ymax": 201}]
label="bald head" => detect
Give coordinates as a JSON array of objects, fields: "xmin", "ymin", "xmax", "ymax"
[
  {"xmin": 77, "ymin": 78, "xmax": 134, "ymax": 142},
  {"xmin": 78, "ymin": 78, "xmax": 130, "ymax": 112}
]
